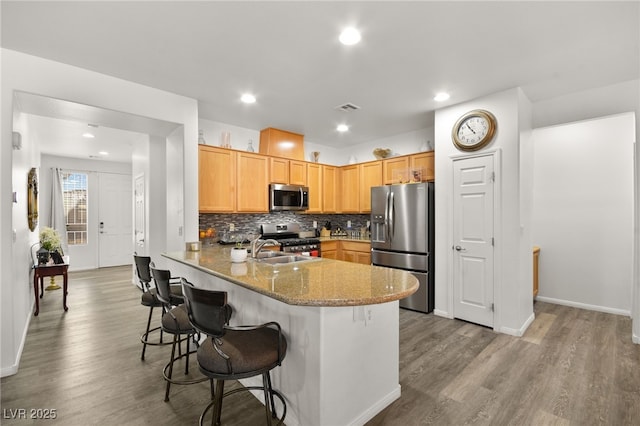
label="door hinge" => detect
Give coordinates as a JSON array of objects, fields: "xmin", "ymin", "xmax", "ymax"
[
  {"xmin": 491, "ymin": 303, "xmax": 495, "ymax": 312},
  {"xmin": 491, "ymin": 171, "xmax": 495, "ymax": 182},
  {"xmin": 491, "ymin": 237, "xmax": 494, "ymax": 246}
]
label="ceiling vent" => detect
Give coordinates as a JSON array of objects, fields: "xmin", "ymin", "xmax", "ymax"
[{"xmin": 335, "ymin": 103, "xmax": 360, "ymax": 112}]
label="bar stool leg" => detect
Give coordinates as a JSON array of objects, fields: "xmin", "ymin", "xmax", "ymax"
[
  {"xmin": 213, "ymin": 380, "xmax": 225, "ymax": 426},
  {"xmin": 141, "ymin": 306, "xmax": 155, "ymax": 360},
  {"xmin": 164, "ymin": 334, "xmax": 179, "ymax": 402},
  {"xmin": 262, "ymin": 373, "xmax": 273, "ymax": 426}
]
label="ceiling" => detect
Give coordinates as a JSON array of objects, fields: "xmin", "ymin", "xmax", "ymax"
[{"xmin": 2, "ymin": 1, "xmax": 639, "ymax": 161}]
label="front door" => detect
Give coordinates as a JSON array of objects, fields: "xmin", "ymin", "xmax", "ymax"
[
  {"xmin": 98, "ymin": 173, "xmax": 132, "ymax": 267},
  {"xmin": 452, "ymin": 154, "xmax": 495, "ymax": 327}
]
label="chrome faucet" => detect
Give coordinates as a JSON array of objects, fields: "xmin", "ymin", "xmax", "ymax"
[{"xmin": 250, "ymin": 237, "xmax": 280, "ymax": 258}]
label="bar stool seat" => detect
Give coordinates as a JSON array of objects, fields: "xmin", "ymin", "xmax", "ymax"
[{"xmin": 181, "ymin": 279, "xmax": 287, "ymax": 426}]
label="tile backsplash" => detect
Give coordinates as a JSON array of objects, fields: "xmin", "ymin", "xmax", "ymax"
[{"xmin": 199, "ymin": 212, "xmax": 369, "ymax": 238}]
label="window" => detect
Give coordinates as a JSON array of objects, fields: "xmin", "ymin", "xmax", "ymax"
[{"xmin": 62, "ymin": 172, "xmax": 88, "ymax": 245}]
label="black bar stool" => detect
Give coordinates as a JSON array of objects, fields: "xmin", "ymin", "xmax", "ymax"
[
  {"xmin": 181, "ymin": 278, "xmax": 287, "ymax": 426},
  {"xmin": 150, "ymin": 266, "xmax": 208, "ymax": 402}
]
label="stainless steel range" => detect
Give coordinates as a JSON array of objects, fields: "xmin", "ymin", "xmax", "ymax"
[{"xmin": 260, "ymin": 223, "xmax": 321, "ymax": 256}]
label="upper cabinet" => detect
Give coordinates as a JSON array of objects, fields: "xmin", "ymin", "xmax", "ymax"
[
  {"xmin": 322, "ymin": 165, "xmax": 338, "ymax": 213},
  {"xmin": 383, "ymin": 157, "xmax": 409, "ymax": 185},
  {"xmin": 199, "ymin": 145, "xmax": 236, "ymax": 212},
  {"xmin": 340, "ymin": 164, "xmax": 360, "ymax": 213},
  {"xmin": 359, "ymin": 161, "xmax": 382, "ymax": 213},
  {"xmin": 410, "ymin": 152, "xmax": 435, "ymax": 182},
  {"xmin": 259, "ymin": 127, "xmax": 305, "ymax": 160},
  {"xmin": 199, "ymin": 145, "xmax": 434, "ymax": 214},
  {"xmin": 236, "ymin": 152, "xmax": 269, "ymax": 212},
  {"xmin": 306, "ymin": 163, "xmax": 322, "ymax": 213},
  {"xmin": 382, "ymin": 152, "xmax": 434, "ymax": 184},
  {"xmin": 289, "ymin": 160, "xmax": 307, "ymax": 186},
  {"xmin": 269, "ymin": 157, "xmax": 290, "ymax": 184}
]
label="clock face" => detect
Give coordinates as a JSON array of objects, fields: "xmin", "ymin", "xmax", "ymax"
[
  {"xmin": 452, "ymin": 110, "xmax": 497, "ymax": 151},
  {"xmin": 457, "ymin": 116, "xmax": 490, "ymax": 146}
]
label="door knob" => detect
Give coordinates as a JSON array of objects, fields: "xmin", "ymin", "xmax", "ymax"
[{"xmin": 454, "ymin": 245, "xmax": 466, "ymax": 251}]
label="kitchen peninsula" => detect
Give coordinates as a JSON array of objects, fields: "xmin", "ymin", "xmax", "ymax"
[{"xmin": 163, "ymin": 245, "xmax": 418, "ymax": 426}]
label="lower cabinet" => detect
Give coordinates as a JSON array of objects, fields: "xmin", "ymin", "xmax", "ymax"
[
  {"xmin": 320, "ymin": 241, "xmax": 339, "ymax": 260},
  {"xmin": 321, "ymin": 240, "xmax": 370, "ymax": 265}
]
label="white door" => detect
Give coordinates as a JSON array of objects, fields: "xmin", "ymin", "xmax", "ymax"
[
  {"xmin": 98, "ymin": 173, "xmax": 132, "ymax": 267},
  {"xmin": 452, "ymin": 154, "xmax": 495, "ymax": 327}
]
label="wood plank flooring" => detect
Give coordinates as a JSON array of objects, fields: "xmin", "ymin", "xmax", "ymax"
[{"xmin": 2, "ymin": 266, "xmax": 639, "ymax": 425}]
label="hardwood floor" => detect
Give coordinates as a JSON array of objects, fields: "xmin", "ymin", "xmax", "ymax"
[{"xmin": 2, "ymin": 266, "xmax": 639, "ymax": 425}]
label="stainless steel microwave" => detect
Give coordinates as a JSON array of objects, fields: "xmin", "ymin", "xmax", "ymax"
[{"xmin": 269, "ymin": 184, "xmax": 309, "ymax": 212}]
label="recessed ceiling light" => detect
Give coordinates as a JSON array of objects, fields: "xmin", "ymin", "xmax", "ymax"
[
  {"xmin": 337, "ymin": 124, "xmax": 349, "ymax": 132},
  {"xmin": 82, "ymin": 132, "xmax": 95, "ymax": 138},
  {"xmin": 240, "ymin": 93, "xmax": 256, "ymax": 104},
  {"xmin": 434, "ymin": 92, "xmax": 450, "ymax": 102},
  {"xmin": 339, "ymin": 27, "xmax": 361, "ymax": 45},
  {"xmin": 98, "ymin": 151, "xmax": 109, "ymax": 156}
]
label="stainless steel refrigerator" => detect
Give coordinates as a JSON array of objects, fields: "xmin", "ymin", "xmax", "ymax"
[{"xmin": 370, "ymin": 182, "xmax": 434, "ymax": 313}]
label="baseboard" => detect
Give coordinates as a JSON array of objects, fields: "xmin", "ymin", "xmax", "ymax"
[
  {"xmin": 499, "ymin": 312, "xmax": 535, "ymax": 337},
  {"xmin": 347, "ymin": 384, "xmax": 401, "ymax": 426},
  {"xmin": 536, "ymin": 296, "xmax": 631, "ymax": 317},
  {"xmin": 433, "ymin": 309, "xmax": 452, "ymax": 319},
  {"xmin": 0, "ymin": 301, "xmax": 33, "ymax": 378},
  {"xmin": 238, "ymin": 380, "xmax": 401, "ymax": 426}
]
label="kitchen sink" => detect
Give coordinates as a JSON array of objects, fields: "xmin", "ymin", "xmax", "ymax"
[{"xmin": 254, "ymin": 251, "xmax": 289, "ymax": 259}]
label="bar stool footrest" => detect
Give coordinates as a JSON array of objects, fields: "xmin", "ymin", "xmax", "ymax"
[{"xmin": 199, "ymin": 386, "xmax": 287, "ymax": 426}]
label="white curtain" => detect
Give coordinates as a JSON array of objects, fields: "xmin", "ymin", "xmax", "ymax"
[{"xmin": 51, "ymin": 167, "xmax": 68, "ymax": 255}]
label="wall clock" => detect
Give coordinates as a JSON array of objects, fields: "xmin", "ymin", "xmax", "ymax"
[
  {"xmin": 27, "ymin": 167, "xmax": 38, "ymax": 231},
  {"xmin": 451, "ymin": 109, "xmax": 497, "ymax": 151}
]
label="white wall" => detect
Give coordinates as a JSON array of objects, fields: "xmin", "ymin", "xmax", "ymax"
[
  {"xmin": 1, "ymin": 48, "xmax": 199, "ymax": 377},
  {"xmin": 198, "ymin": 118, "xmax": 346, "ymax": 165},
  {"xmin": 8, "ymin": 110, "xmax": 40, "ymax": 380},
  {"xmin": 338, "ymin": 127, "xmax": 435, "ymax": 166},
  {"xmin": 434, "ymin": 88, "xmax": 534, "ymax": 336},
  {"xmin": 532, "ymin": 113, "xmax": 635, "ymax": 314},
  {"xmin": 198, "ymin": 118, "xmax": 434, "ymax": 166}
]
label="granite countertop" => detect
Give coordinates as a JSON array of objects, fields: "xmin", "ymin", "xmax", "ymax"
[{"xmin": 163, "ymin": 245, "xmax": 417, "ymax": 307}]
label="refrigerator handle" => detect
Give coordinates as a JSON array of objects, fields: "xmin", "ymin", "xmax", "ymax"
[{"xmin": 388, "ymin": 191, "xmax": 394, "ymax": 242}]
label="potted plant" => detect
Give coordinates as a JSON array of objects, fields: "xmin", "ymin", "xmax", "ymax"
[
  {"xmin": 38, "ymin": 227, "xmax": 62, "ymax": 264},
  {"xmin": 230, "ymin": 240, "xmax": 248, "ymax": 263}
]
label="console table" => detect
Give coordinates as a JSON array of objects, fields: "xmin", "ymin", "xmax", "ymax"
[{"xmin": 33, "ymin": 263, "xmax": 69, "ymax": 316}]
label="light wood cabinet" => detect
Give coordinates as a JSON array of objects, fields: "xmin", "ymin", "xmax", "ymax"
[
  {"xmin": 289, "ymin": 160, "xmax": 307, "ymax": 186},
  {"xmin": 269, "ymin": 157, "xmax": 289, "ymax": 184},
  {"xmin": 340, "ymin": 164, "xmax": 360, "ymax": 213},
  {"xmin": 382, "ymin": 152, "xmax": 434, "ymax": 184},
  {"xmin": 359, "ymin": 161, "xmax": 382, "ymax": 213},
  {"xmin": 321, "ymin": 241, "xmax": 338, "ymax": 260},
  {"xmin": 236, "ymin": 152, "xmax": 269, "ymax": 212},
  {"xmin": 322, "ymin": 165, "xmax": 338, "ymax": 213},
  {"xmin": 306, "ymin": 163, "xmax": 322, "ymax": 213},
  {"xmin": 383, "ymin": 157, "xmax": 409, "ymax": 184},
  {"xmin": 410, "ymin": 152, "xmax": 435, "ymax": 181},
  {"xmin": 198, "ymin": 145, "xmax": 236, "ymax": 212},
  {"xmin": 321, "ymin": 240, "xmax": 371, "ymax": 264},
  {"xmin": 199, "ymin": 145, "xmax": 433, "ymax": 213},
  {"xmin": 259, "ymin": 127, "xmax": 305, "ymax": 160},
  {"xmin": 340, "ymin": 241, "xmax": 371, "ymax": 265}
]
